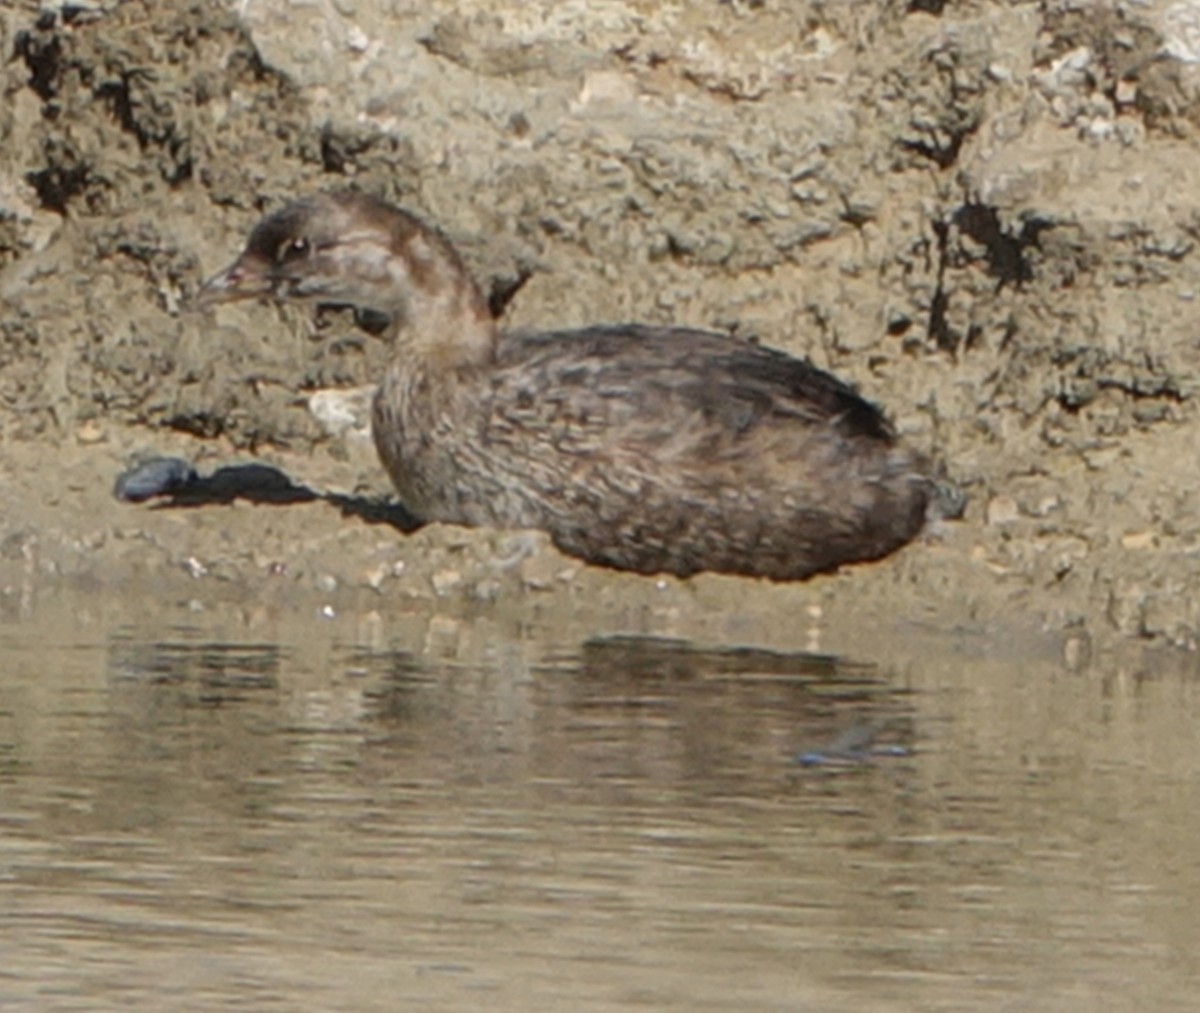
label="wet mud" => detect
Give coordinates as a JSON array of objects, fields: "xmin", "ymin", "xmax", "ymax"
[{"xmin": 3, "ymin": 0, "xmax": 1200, "ymax": 649}]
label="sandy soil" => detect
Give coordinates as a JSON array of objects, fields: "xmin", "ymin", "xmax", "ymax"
[{"xmin": 3, "ymin": 0, "xmax": 1200, "ymax": 652}]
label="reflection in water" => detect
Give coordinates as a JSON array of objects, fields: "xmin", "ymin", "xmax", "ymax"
[
  {"xmin": 109, "ymin": 635, "xmax": 281, "ymax": 695},
  {"xmin": 1, "ymin": 606, "xmax": 1200, "ymax": 1011},
  {"xmin": 795, "ymin": 721, "xmax": 910, "ymax": 767}
]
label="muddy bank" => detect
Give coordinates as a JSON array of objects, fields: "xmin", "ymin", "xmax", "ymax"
[{"xmin": 2, "ymin": 0, "xmax": 1200, "ymax": 650}]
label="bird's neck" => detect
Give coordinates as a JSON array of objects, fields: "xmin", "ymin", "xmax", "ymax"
[
  {"xmin": 383, "ymin": 235, "xmax": 498, "ymax": 369},
  {"xmin": 393, "ymin": 279, "xmax": 496, "ymax": 369}
]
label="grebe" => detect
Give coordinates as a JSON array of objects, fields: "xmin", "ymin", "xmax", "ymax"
[{"xmin": 200, "ymin": 191, "xmax": 932, "ymax": 579}]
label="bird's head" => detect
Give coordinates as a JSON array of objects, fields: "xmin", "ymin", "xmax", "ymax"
[
  {"xmin": 199, "ymin": 191, "xmax": 495, "ymax": 361},
  {"xmin": 202, "ymin": 192, "xmax": 472, "ymax": 314}
]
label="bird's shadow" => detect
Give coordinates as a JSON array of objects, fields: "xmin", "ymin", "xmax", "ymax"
[{"xmin": 148, "ymin": 462, "xmax": 423, "ymax": 533}]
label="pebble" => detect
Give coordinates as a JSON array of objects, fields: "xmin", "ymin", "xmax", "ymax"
[
  {"xmin": 75, "ymin": 420, "xmax": 107, "ymax": 445},
  {"xmin": 432, "ymin": 569, "xmax": 464, "ymax": 595},
  {"xmin": 113, "ymin": 457, "xmax": 198, "ymax": 502},
  {"xmin": 985, "ymin": 494, "xmax": 1020, "ymax": 526},
  {"xmin": 1120, "ymin": 530, "xmax": 1157, "ymax": 550}
]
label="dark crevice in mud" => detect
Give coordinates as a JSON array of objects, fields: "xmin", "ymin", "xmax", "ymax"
[
  {"xmin": 94, "ymin": 74, "xmax": 195, "ymax": 185},
  {"xmin": 26, "ymin": 155, "xmax": 96, "ymax": 213},
  {"xmin": 952, "ymin": 204, "xmax": 1054, "ymax": 290},
  {"xmin": 894, "ymin": 37, "xmax": 988, "ymax": 171},
  {"xmin": 927, "ymin": 218, "xmax": 954, "ymax": 353},
  {"xmin": 165, "ymin": 412, "xmax": 227, "ymax": 440},
  {"xmin": 908, "ymin": 0, "xmax": 947, "ymax": 14},
  {"xmin": 318, "ymin": 124, "xmax": 416, "ymax": 176},
  {"xmin": 487, "ymin": 265, "xmax": 536, "ymax": 319},
  {"xmin": 1095, "ymin": 377, "xmax": 1186, "ymax": 402},
  {"xmin": 13, "ymin": 13, "xmax": 64, "ymax": 101},
  {"xmin": 1052, "ymin": 347, "xmax": 1187, "ymax": 412},
  {"xmin": 900, "ymin": 117, "xmax": 978, "ymax": 170},
  {"xmin": 12, "ymin": 3, "xmax": 294, "ymax": 211},
  {"xmin": 352, "ymin": 307, "xmax": 392, "ymax": 335},
  {"xmin": 927, "ymin": 204, "xmax": 1055, "ymax": 353}
]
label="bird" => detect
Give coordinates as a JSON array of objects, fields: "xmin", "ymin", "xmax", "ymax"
[{"xmin": 198, "ymin": 190, "xmax": 934, "ymax": 580}]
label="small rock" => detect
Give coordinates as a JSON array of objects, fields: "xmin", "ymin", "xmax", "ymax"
[
  {"xmin": 930, "ymin": 480, "xmax": 968, "ymax": 521},
  {"xmin": 75, "ymin": 420, "xmax": 106, "ymax": 445},
  {"xmin": 1120, "ymin": 530, "xmax": 1157, "ymax": 550},
  {"xmin": 113, "ymin": 457, "xmax": 198, "ymax": 502},
  {"xmin": 1033, "ymin": 495, "xmax": 1062, "ymax": 517},
  {"xmin": 986, "ymin": 495, "xmax": 1020, "ymax": 526},
  {"xmin": 182, "ymin": 556, "xmax": 208, "ymax": 579},
  {"xmin": 362, "ymin": 564, "xmax": 389, "ymax": 590},
  {"xmin": 308, "ymin": 385, "xmax": 376, "ymax": 439},
  {"xmin": 473, "ymin": 578, "xmax": 502, "ymax": 602},
  {"xmin": 432, "ymin": 569, "xmax": 463, "ymax": 595},
  {"xmin": 1063, "ymin": 634, "xmax": 1091, "ymax": 672},
  {"xmin": 518, "ymin": 540, "xmax": 564, "ymax": 590}
]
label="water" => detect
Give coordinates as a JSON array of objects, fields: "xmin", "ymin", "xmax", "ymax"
[{"xmin": 2, "ymin": 595, "xmax": 1200, "ymax": 1011}]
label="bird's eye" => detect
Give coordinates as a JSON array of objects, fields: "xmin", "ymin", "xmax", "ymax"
[{"xmin": 277, "ymin": 236, "xmax": 310, "ymax": 263}]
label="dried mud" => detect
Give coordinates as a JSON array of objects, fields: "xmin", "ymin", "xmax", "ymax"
[{"xmin": 3, "ymin": 0, "xmax": 1200, "ymax": 654}]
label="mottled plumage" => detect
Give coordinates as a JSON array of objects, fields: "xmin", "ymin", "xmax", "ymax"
[{"xmin": 201, "ymin": 191, "xmax": 932, "ymax": 579}]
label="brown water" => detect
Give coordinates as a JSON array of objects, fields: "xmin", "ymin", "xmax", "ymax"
[{"xmin": 2, "ymin": 594, "xmax": 1200, "ymax": 1012}]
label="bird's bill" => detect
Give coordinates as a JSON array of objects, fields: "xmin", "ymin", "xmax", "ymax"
[{"xmin": 196, "ymin": 252, "xmax": 273, "ymax": 307}]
